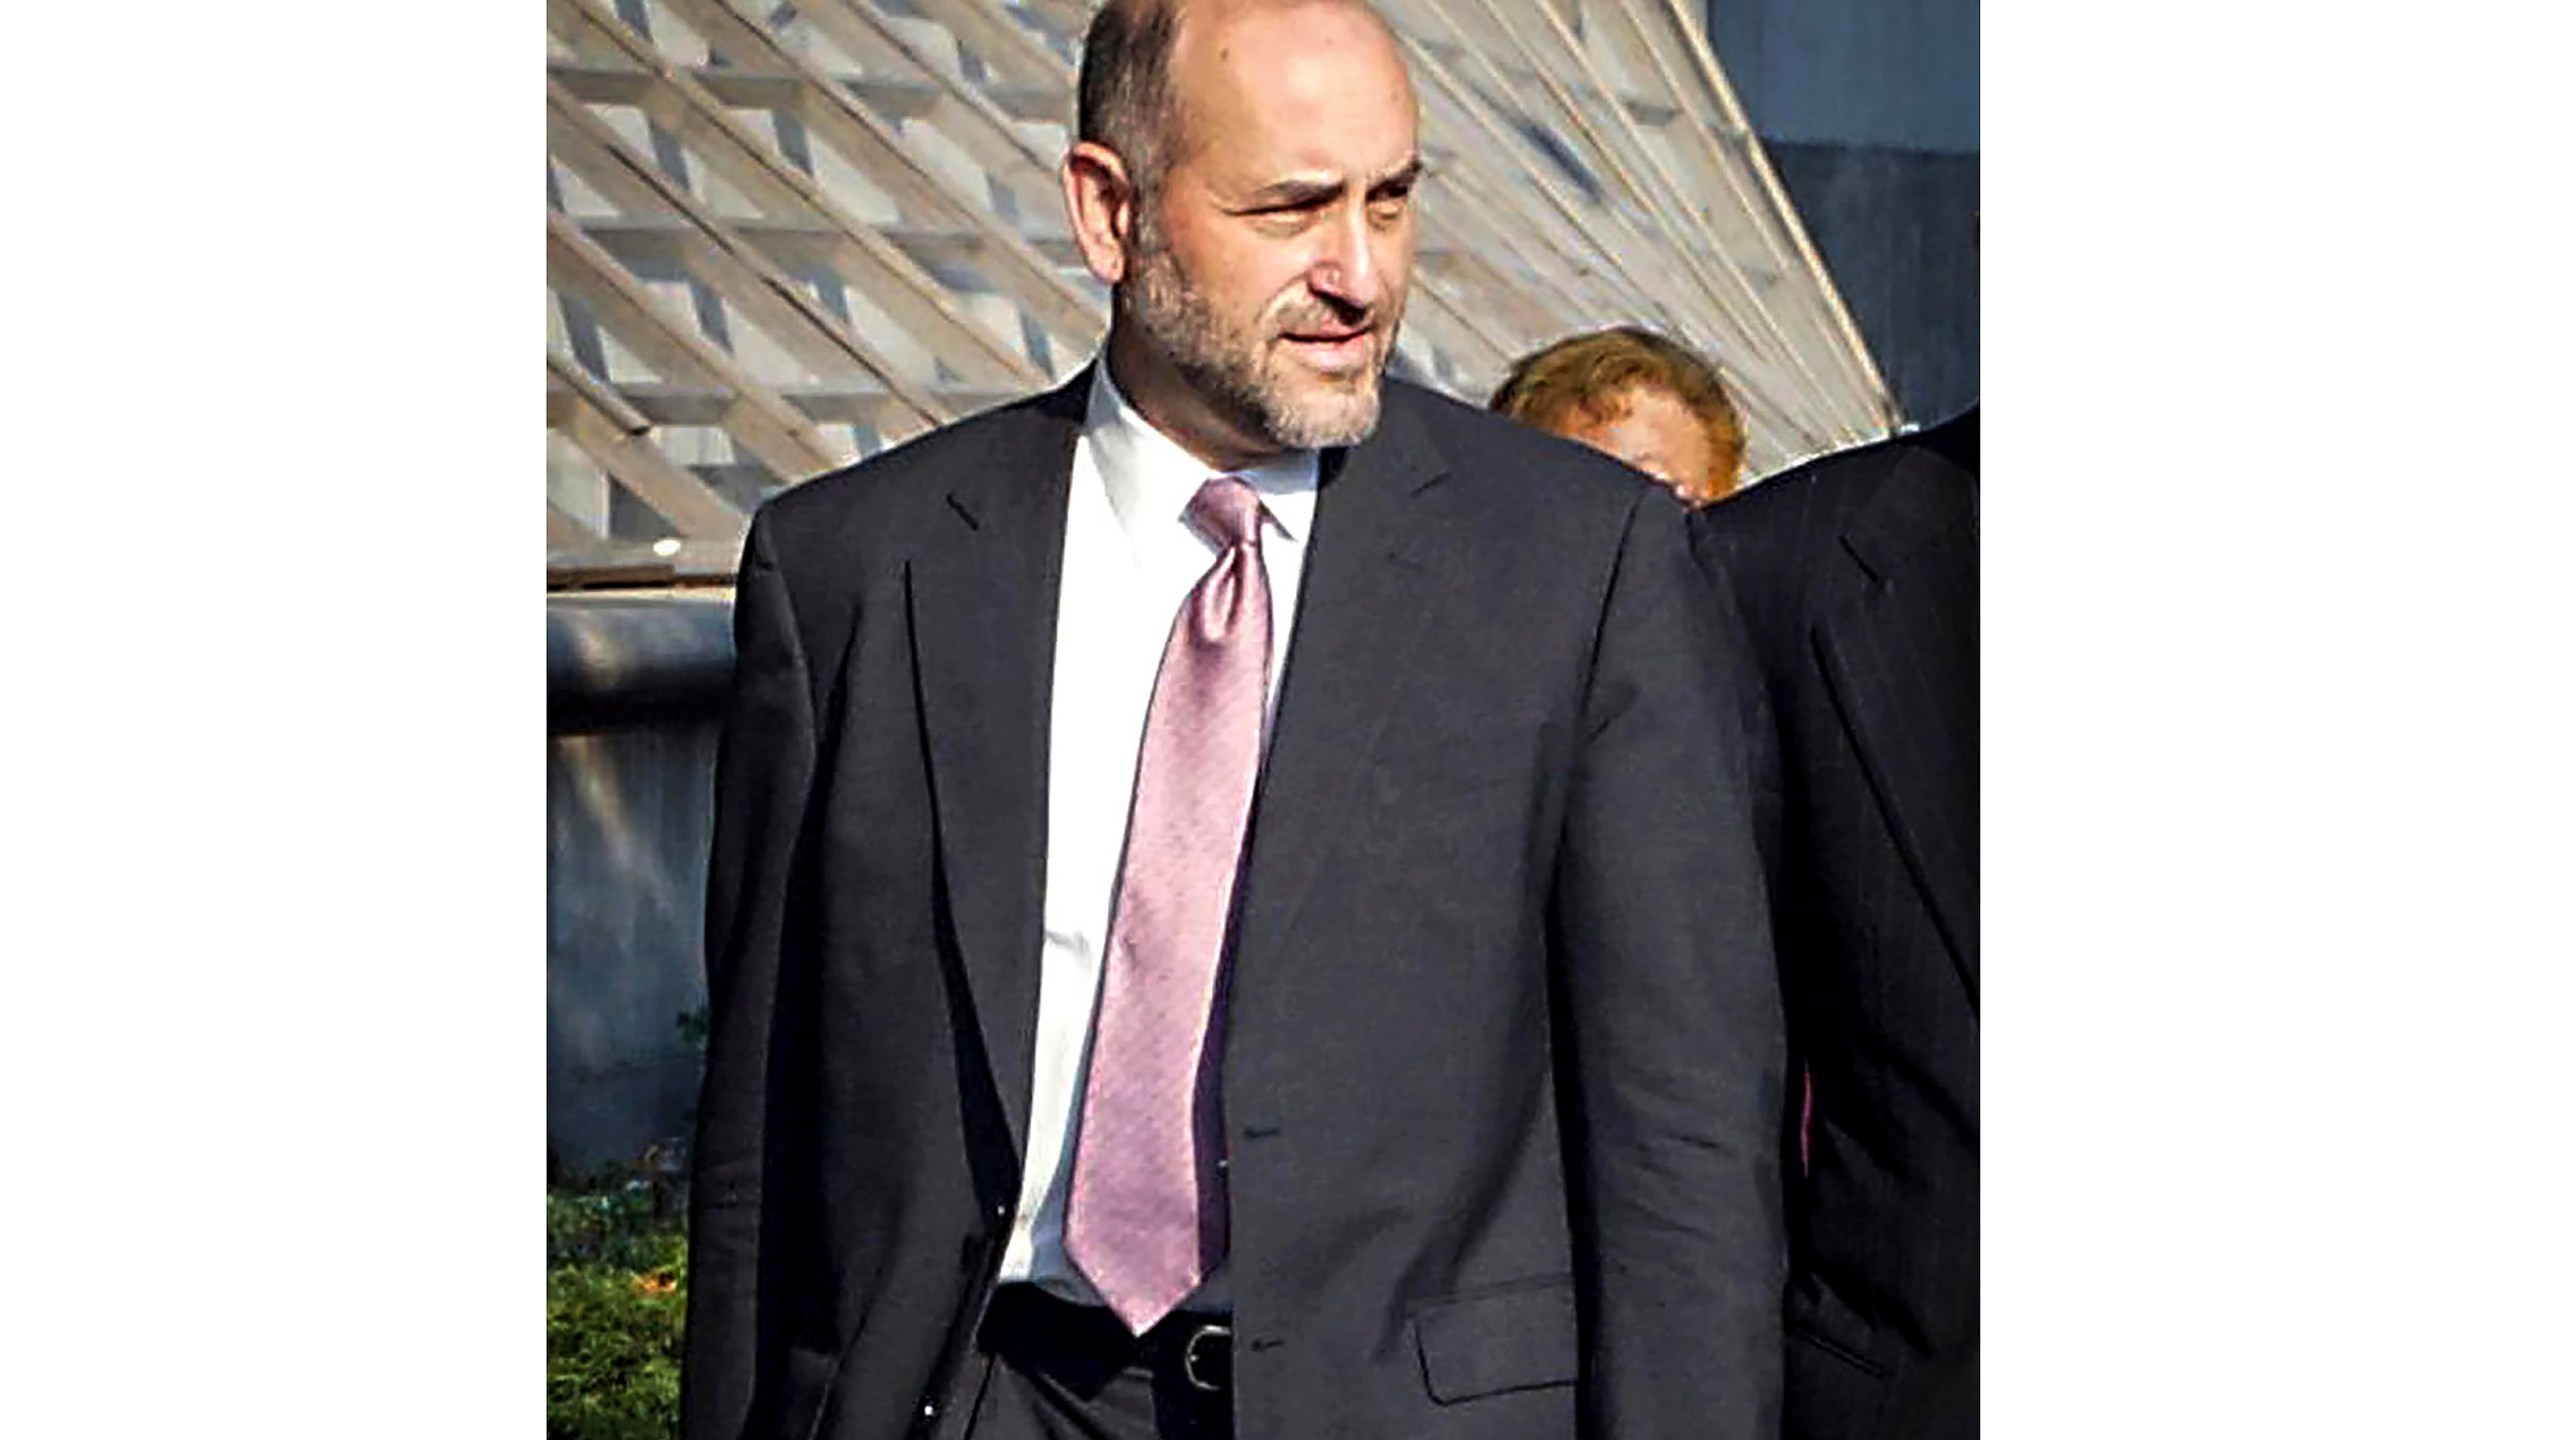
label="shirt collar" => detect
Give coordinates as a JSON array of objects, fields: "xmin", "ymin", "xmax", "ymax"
[{"xmin": 1085, "ymin": 357, "xmax": 1319, "ymax": 546}]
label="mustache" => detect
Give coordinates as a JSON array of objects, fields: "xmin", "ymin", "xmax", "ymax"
[{"xmin": 1271, "ymin": 296, "xmax": 1379, "ymax": 334}]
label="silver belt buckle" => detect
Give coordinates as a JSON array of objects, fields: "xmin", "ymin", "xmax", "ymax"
[{"xmin": 1181, "ymin": 1322, "xmax": 1233, "ymax": 1393}]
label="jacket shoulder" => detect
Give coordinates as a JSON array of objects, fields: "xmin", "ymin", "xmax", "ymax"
[
  {"xmin": 749, "ymin": 382, "xmax": 1077, "ymax": 575},
  {"xmin": 1711, "ymin": 430, "xmax": 1910, "ymax": 545},
  {"xmin": 1388, "ymin": 377, "xmax": 1666, "ymax": 518},
  {"xmin": 1704, "ymin": 422, "xmax": 1976, "ymax": 565},
  {"xmin": 1689, "ymin": 426, "xmax": 1957, "ymax": 648}
]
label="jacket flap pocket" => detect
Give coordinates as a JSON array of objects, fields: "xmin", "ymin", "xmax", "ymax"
[
  {"xmin": 774, "ymin": 1342, "xmax": 840, "ymax": 1440},
  {"xmin": 1412, "ymin": 1277, "xmax": 1578, "ymax": 1404},
  {"xmin": 1782, "ymin": 1279, "xmax": 1884, "ymax": 1376}
]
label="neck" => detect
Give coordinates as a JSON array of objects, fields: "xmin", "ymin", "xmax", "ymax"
[{"xmin": 1104, "ymin": 325, "xmax": 1284, "ymax": 474}]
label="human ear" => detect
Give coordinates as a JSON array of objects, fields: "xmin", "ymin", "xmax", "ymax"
[{"xmin": 1060, "ymin": 141, "xmax": 1139, "ymax": 286}]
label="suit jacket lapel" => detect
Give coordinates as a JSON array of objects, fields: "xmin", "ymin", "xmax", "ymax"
[
  {"xmin": 905, "ymin": 373, "xmax": 1086, "ymax": 1161},
  {"xmin": 1230, "ymin": 383, "xmax": 1449, "ymax": 969},
  {"xmin": 1814, "ymin": 446, "xmax": 1981, "ymax": 1004}
]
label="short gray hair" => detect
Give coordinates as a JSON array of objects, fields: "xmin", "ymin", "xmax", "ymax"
[{"xmin": 1076, "ymin": 0, "xmax": 1186, "ymax": 187}]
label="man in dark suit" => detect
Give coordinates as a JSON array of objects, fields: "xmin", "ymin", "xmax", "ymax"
[
  {"xmin": 681, "ymin": 3, "xmax": 1785, "ymax": 1439},
  {"xmin": 1690, "ymin": 408, "xmax": 1979, "ymax": 1440}
]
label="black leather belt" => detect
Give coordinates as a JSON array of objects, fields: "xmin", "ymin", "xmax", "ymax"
[{"xmin": 980, "ymin": 1284, "xmax": 1233, "ymax": 1394}]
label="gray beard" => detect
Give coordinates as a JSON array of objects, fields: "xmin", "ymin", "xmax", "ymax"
[{"xmin": 1122, "ymin": 231, "xmax": 1388, "ymax": 453}]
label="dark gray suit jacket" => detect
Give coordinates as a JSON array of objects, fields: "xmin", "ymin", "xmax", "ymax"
[
  {"xmin": 682, "ymin": 373, "xmax": 1786, "ymax": 1440},
  {"xmin": 1691, "ymin": 410, "xmax": 1979, "ymax": 1440}
]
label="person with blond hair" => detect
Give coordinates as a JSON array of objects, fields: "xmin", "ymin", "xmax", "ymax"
[{"xmin": 1492, "ymin": 325, "xmax": 1747, "ymax": 506}]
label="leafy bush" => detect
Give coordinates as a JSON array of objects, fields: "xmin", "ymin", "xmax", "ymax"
[{"xmin": 548, "ymin": 1170, "xmax": 688, "ymax": 1440}]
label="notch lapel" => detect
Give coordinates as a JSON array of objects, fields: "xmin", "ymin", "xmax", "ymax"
[
  {"xmin": 1814, "ymin": 448, "xmax": 1981, "ymax": 1004},
  {"xmin": 1229, "ymin": 385, "xmax": 1449, "ymax": 969},
  {"xmin": 905, "ymin": 376, "xmax": 1085, "ymax": 1160}
]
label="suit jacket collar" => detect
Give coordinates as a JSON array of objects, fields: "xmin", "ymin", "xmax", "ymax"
[
  {"xmin": 1228, "ymin": 380, "xmax": 1452, "ymax": 973},
  {"xmin": 938, "ymin": 368, "xmax": 1091, "ymax": 530},
  {"xmin": 904, "ymin": 369, "xmax": 1452, "ymax": 1164},
  {"xmin": 1838, "ymin": 418, "xmax": 1976, "ymax": 587},
  {"xmin": 1818, "ymin": 434, "xmax": 1981, "ymax": 1003},
  {"xmin": 907, "ymin": 371, "xmax": 1086, "ymax": 1164}
]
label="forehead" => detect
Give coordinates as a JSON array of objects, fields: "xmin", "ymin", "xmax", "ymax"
[
  {"xmin": 1171, "ymin": 3, "xmax": 1417, "ymax": 178},
  {"xmin": 1575, "ymin": 387, "xmax": 1712, "ymax": 449}
]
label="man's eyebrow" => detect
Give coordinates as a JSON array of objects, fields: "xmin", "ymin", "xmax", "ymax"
[
  {"xmin": 1372, "ymin": 156, "xmax": 1426, "ymax": 190},
  {"xmin": 1235, "ymin": 175, "xmax": 1347, "ymax": 209},
  {"xmin": 1234, "ymin": 157, "xmax": 1427, "ymax": 209}
]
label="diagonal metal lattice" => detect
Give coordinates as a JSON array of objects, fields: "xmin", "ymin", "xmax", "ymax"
[{"xmin": 546, "ymin": 0, "xmax": 1899, "ymax": 583}]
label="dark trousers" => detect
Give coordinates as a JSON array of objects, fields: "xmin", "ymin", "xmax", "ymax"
[{"xmin": 958, "ymin": 1287, "xmax": 1233, "ymax": 1440}]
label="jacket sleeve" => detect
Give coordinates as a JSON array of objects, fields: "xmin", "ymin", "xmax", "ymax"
[
  {"xmin": 1553, "ymin": 486, "xmax": 1787, "ymax": 1439},
  {"xmin": 681, "ymin": 513, "xmax": 820, "ymax": 1440}
]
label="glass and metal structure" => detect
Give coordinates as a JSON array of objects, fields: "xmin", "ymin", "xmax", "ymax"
[{"xmin": 546, "ymin": 0, "xmax": 1897, "ymax": 584}]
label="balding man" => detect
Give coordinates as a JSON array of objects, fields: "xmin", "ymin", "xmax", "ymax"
[{"xmin": 680, "ymin": 4, "xmax": 1784, "ymax": 1438}]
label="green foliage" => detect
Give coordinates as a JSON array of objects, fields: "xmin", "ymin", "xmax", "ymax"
[{"xmin": 549, "ymin": 1173, "xmax": 688, "ymax": 1440}]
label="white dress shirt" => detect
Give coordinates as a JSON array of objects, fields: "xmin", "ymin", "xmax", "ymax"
[{"xmin": 996, "ymin": 362, "xmax": 1320, "ymax": 1301}]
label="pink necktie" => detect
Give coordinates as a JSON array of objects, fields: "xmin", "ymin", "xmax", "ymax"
[{"xmin": 1066, "ymin": 476, "xmax": 1272, "ymax": 1335}]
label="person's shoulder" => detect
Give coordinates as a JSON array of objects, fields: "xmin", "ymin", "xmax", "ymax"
[
  {"xmin": 1707, "ymin": 415, "xmax": 1972, "ymax": 548},
  {"xmin": 752, "ymin": 378, "xmax": 1082, "ymax": 564},
  {"xmin": 1720, "ymin": 432, "xmax": 1902, "ymax": 532},
  {"xmin": 1381, "ymin": 376, "xmax": 1658, "ymax": 513},
  {"xmin": 1686, "ymin": 427, "xmax": 1915, "ymax": 610}
]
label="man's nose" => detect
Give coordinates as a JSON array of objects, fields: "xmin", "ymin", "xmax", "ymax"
[{"xmin": 1307, "ymin": 210, "xmax": 1384, "ymax": 312}]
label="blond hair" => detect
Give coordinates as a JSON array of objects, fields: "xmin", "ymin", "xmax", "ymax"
[{"xmin": 1491, "ymin": 326, "xmax": 1745, "ymax": 500}]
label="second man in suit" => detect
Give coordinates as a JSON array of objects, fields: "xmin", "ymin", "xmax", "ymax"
[
  {"xmin": 683, "ymin": 3, "xmax": 1787, "ymax": 1437},
  {"xmin": 1692, "ymin": 409, "xmax": 1980, "ymax": 1440}
]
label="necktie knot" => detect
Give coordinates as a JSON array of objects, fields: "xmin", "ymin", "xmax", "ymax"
[{"xmin": 1189, "ymin": 476, "xmax": 1265, "ymax": 552}]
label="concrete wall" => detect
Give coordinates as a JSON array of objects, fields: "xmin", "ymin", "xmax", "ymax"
[
  {"xmin": 1708, "ymin": 0, "xmax": 1980, "ymax": 429},
  {"xmin": 548, "ymin": 593, "xmax": 733, "ymax": 1173}
]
